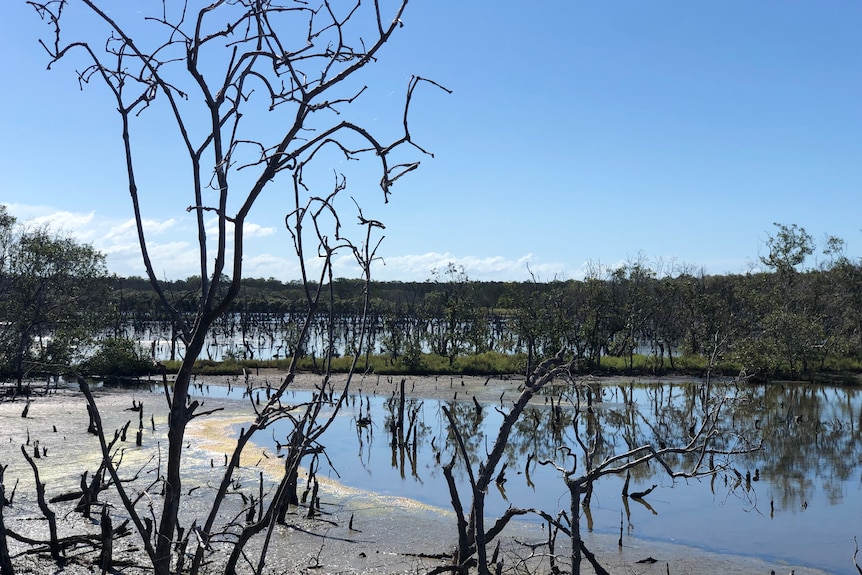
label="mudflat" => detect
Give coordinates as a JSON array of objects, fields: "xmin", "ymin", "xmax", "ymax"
[{"xmin": 0, "ymin": 373, "xmax": 832, "ymax": 574}]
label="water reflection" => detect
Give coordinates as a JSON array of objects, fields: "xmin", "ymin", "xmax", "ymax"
[{"xmin": 205, "ymin": 380, "xmax": 862, "ymax": 575}]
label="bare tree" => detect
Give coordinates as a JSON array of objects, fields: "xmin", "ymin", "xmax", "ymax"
[
  {"xmin": 544, "ymin": 373, "xmax": 759, "ymax": 575},
  {"xmin": 439, "ymin": 352, "xmax": 570, "ymax": 574},
  {"xmin": 439, "ymin": 353, "xmax": 760, "ymax": 575},
  {"xmin": 27, "ymin": 1, "xmax": 445, "ymax": 573}
]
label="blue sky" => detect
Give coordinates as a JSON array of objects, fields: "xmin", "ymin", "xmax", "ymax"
[{"xmin": 1, "ymin": 1, "xmax": 860, "ymax": 282}]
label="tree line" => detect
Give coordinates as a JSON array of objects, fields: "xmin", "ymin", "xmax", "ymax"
[
  {"xmin": 2, "ymin": 209, "xmax": 860, "ymax": 384},
  {"xmin": 109, "ymin": 225, "xmax": 862, "ymax": 382}
]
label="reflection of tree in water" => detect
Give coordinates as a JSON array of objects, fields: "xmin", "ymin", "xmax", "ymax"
[
  {"xmin": 513, "ymin": 381, "xmax": 758, "ymax": 484},
  {"xmin": 348, "ymin": 380, "xmax": 859, "ymax": 524},
  {"xmin": 440, "ymin": 400, "xmax": 488, "ymax": 465},
  {"xmin": 729, "ymin": 383, "xmax": 862, "ymax": 511},
  {"xmin": 508, "ymin": 405, "xmax": 564, "ymax": 463},
  {"xmin": 423, "ymin": 380, "xmax": 764, "ymax": 486},
  {"xmin": 381, "ymin": 394, "xmax": 433, "ymax": 481}
]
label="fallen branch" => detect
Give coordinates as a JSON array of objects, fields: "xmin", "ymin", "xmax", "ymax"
[
  {"xmin": 20, "ymin": 444, "xmax": 60, "ymax": 561},
  {"xmin": 629, "ymin": 484, "xmax": 657, "ymax": 500}
]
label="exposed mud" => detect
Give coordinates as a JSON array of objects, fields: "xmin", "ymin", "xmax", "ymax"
[{"xmin": 0, "ymin": 374, "xmax": 835, "ymax": 574}]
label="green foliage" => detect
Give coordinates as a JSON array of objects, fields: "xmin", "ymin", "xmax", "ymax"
[
  {"xmin": 401, "ymin": 333, "xmax": 424, "ymax": 372},
  {"xmin": 82, "ymin": 337, "xmax": 154, "ymax": 379},
  {"xmin": 454, "ymin": 351, "xmax": 526, "ymax": 375},
  {"xmin": 424, "ymin": 263, "xmax": 489, "ymax": 365},
  {"xmin": 760, "ymin": 222, "xmax": 814, "ymax": 275},
  {"xmin": 195, "ymin": 360, "xmax": 246, "ymax": 376},
  {"xmin": 0, "ymin": 215, "xmax": 111, "ymax": 384},
  {"xmin": 73, "ymin": 223, "xmax": 862, "ymax": 383}
]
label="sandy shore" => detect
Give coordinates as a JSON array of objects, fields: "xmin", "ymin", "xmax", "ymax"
[{"xmin": 0, "ymin": 372, "xmax": 835, "ymax": 574}]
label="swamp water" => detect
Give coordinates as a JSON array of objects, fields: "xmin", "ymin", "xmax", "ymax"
[
  {"xmin": 194, "ymin": 379, "xmax": 862, "ymax": 575},
  {"xmin": 3, "ymin": 378, "xmax": 856, "ymax": 573}
]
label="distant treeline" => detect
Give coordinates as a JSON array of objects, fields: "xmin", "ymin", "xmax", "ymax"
[{"xmin": 112, "ymin": 255, "xmax": 862, "ymax": 382}]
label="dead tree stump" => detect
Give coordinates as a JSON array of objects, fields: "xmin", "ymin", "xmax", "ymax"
[
  {"xmin": 0, "ymin": 465, "xmax": 14, "ymax": 575},
  {"xmin": 99, "ymin": 505, "xmax": 112, "ymax": 574}
]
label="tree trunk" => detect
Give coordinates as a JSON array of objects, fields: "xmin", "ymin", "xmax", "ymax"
[
  {"xmin": 99, "ymin": 505, "xmax": 113, "ymax": 574},
  {"xmin": 568, "ymin": 478, "xmax": 581, "ymax": 575},
  {"xmin": 0, "ymin": 466, "xmax": 14, "ymax": 575},
  {"xmin": 21, "ymin": 445, "xmax": 60, "ymax": 562},
  {"xmin": 153, "ymin": 333, "xmax": 204, "ymax": 575}
]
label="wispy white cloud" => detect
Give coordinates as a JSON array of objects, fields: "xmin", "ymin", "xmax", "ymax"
[
  {"xmin": 203, "ymin": 216, "xmax": 276, "ymax": 238},
  {"xmin": 242, "ymin": 253, "xmax": 304, "ymax": 281},
  {"xmin": 2, "ymin": 204, "xmax": 587, "ymax": 282},
  {"xmin": 2, "ymin": 204, "xmax": 274, "ymax": 279},
  {"xmin": 2, "ymin": 204, "xmax": 98, "ymax": 237},
  {"xmin": 244, "ymin": 222, "xmax": 276, "ymax": 237},
  {"xmin": 105, "ymin": 218, "xmax": 179, "ymax": 239},
  {"xmin": 374, "ymin": 252, "xmax": 577, "ymax": 282}
]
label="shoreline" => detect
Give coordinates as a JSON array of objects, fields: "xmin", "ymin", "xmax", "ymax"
[
  {"xmin": 0, "ymin": 374, "xmax": 838, "ymax": 574},
  {"xmin": 187, "ymin": 371, "xmax": 836, "ymax": 575}
]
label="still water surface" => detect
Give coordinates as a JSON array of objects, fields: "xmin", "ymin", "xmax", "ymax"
[{"xmin": 198, "ymin": 380, "xmax": 862, "ymax": 575}]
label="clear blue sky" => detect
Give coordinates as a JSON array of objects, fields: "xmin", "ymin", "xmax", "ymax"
[{"xmin": 2, "ymin": 1, "xmax": 860, "ymax": 282}]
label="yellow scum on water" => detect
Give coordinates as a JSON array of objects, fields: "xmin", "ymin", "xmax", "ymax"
[{"xmin": 187, "ymin": 410, "xmax": 449, "ymax": 516}]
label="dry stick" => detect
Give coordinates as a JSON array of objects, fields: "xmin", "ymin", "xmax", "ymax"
[
  {"xmin": 136, "ymin": 405, "xmax": 143, "ymax": 447},
  {"xmin": 0, "ymin": 465, "xmax": 14, "ymax": 575},
  {"xmin": 578, "ymin": 540, "xmax": 611, "ymax": 575},
  {"xmin": 78, "ymin": 379, "xmax": 158, "ymax": 566},
  {"xmin": 397, "ymin": 377, "xmax": 406, "ymax": 446},
  {"xmin": 490, "ymin": 539, "xmax": 500, "ymax": 566},
  {"xmin": 565, "ymin": 474, "xmax": 583, "ymax": 575},
  {"xmin": 546, "ymin": 517, "xmax": 557, "ymax": 574},
  {"xmin": 618, "ymin": 510, "xmax": 623, "ymax": 548},
  {"xmin": 442, "ymin": 455, "xmax": 470, "ymax": 566},
  {"xmin": 99, "ymin": 504, "xmax": 112, "ymax": 574},
  {"xmin": 854, "ymin": 537, "xmax": 862, "ymax": 575},
  {"xmin": 20, "ymin": 444, "xmax": 60, "ymax": 561},
  {"xmin": 86, "ymin": 404, "xmax": 98, "ymax": 435},
  {"xmin": 445, "ymin": 355, "xmax": 569, "ymax": 575},
  {"xmin": 174, "ymin": 525, "xmax": 191, "ymax": 575},
  {"xmin": 77, "ymin": 472, "xmax": 93, "ymax": 520},
  {"xmin": 305, "ymin": 478, "xmax": 320, "ymax": 519},
  {"xmin": 629, "ymin": 485, "xmax": 658, "ymax": 500},
  {"xmin": 258, "ymin": 471, "xmax": 264, "ymax": 523}
]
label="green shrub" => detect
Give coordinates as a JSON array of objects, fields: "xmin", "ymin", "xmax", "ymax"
[
  {"xmin": 82, "ymin": 337, "xmax": 153, "ymax": 379},
  {"xmin": 155, "ymin": 350, "xmax": 860, "ymax": 380},
  {"xmin": 454, "ymin": 351, "xmax": 525, "ymax": 375}
]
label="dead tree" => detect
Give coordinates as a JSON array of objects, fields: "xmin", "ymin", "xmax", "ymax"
[
  {"xmin": 0, "ymin": 465, "xmax": 13, "ymax": 575},
  {"xmin": 536, "ymin": 356, "xmax": 761, "ymax": 575},
  {"xmin": 28, "ymin": 1, "xmax": 445, "ymax": 574},
  {"xmin": 440, "ymin": 351, "xmax": 761, "ymax": 575},
  {"xmin": 541, "ymin": 390, "xmax": 757, "ymax": 574},
  {"xmin": 20, "ymin": 445, "xmax": 60, "ymax": 563},
  {"xmin": 441, "ymin": 352, "xmax": 570, "ymax": 574}
]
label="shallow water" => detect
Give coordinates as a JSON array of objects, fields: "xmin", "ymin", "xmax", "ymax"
[
  {"xmin": 195, "ymin": 380, "xmax": 862, "ymax": 575},
  {"xmin": 1, "ymin": 378, "xmax": 856, "ymax": 573}
]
